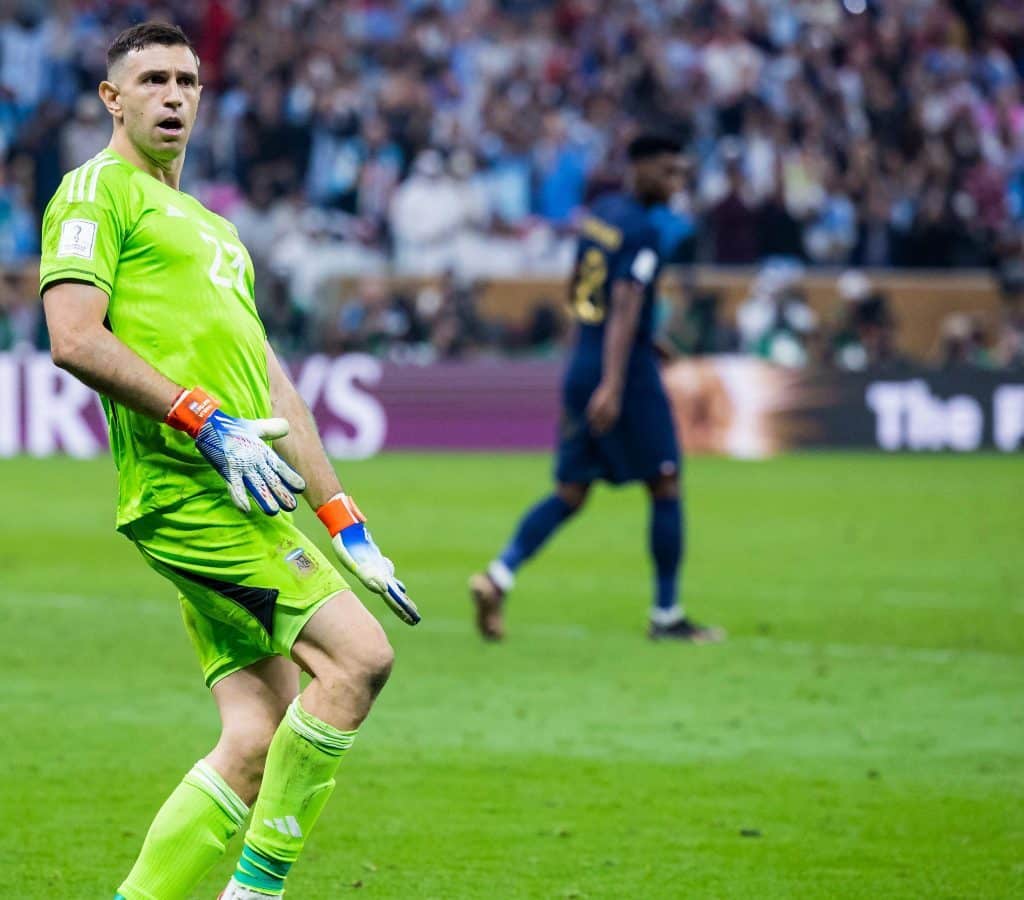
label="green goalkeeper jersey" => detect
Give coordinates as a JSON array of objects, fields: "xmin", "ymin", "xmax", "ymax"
[{"xmin": 39, "ymin": 148, "xmax": 271, "ymax": 529}]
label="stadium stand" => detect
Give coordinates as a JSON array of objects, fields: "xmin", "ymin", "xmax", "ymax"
[{"xmin": 0, "ymin": 0, "xmax": 1022, "ymax": 367}]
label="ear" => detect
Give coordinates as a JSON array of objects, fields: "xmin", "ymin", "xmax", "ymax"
[{"xmin": 98, "ymin": 80, "xmax": 121, "ymax": 119}]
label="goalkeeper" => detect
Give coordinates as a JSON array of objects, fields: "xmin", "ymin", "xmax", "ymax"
[{"xmin": 40, "ymin": 22, "xmax": 418, "ymax": 900}]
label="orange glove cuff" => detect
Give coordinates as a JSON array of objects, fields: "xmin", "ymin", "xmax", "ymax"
[
  {"xmin": 166, "ymin": 387, "xmax": 219, "ymax": 438},
  {"xmin": 316, "ymin": 492, "xmax": 367, "ymax": 536}
]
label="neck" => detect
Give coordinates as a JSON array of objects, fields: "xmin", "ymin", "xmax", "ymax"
[
  {"xmin": 108, "ymin": 129, "xmax": 184, "ymax": 189},
  {"xmin": 624, "ymin": 174, "xmax": 652, "ymax": 208},
  {"xmin": 628, "ymin": 186, "xmax": 655, "ymax": 208}
]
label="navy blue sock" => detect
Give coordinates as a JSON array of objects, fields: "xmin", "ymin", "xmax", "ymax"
[
  {"xmin": 650, "ymin": 496, "xmax": 684, "ymax": 613},
  {"xmin": 499, "ymin": 494, "xmax": 575, "ymax": 572}
]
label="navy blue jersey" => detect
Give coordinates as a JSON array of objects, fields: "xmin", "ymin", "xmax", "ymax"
[
  {"xmin": 566, "ymin": 192, "xmax": 662, "ymax": 385},
  {"xmin": 555, "ymin": 193, "xmax": 680, "ymax": 486}
]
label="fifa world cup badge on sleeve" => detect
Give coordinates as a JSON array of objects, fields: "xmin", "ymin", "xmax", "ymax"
[{"xmin": 57, "ymin": 219, "xmax": 98, "ymax": 259}]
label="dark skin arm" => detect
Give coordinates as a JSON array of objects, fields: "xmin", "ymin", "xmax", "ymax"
[
  {"xmin": 43, "ymin": 281, "xmax": 181, "ymax": 417},
  {"xmin": 653, "ymin": 333, "xmax": 678, "ymax": 363},
  {"xmin": 587, "ymin": 279, "xmax": 644, "ymax": 434}
]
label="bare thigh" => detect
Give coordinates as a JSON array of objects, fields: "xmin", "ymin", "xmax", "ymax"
[{"xmin": 290, "ymin": 589, "xmax": 394, "ymax": 731}]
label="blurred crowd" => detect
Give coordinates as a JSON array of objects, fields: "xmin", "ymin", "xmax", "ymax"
[
  {"xmin": 1, "ymin": 0, "xmax": 1024, "ymax": 368},
  {"xmin": 661, "ymin": 261, "xmax": 1024, "ymax": 371}
]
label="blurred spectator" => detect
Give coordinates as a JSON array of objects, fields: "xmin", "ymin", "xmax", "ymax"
[
  {"xmin": 236, "ymin": 79, "xmax": 309, "ymax": 196},
  {"xmin": 533, "ymin": 110, "xmax": 587, "ymax": 225},
  {"xmin": 0, "ymin": 155, "xmax": 37, "ymax": 265},
  {"xmin": 804, "ymin": 164, "xmax": 857, "ymax": 264},
  {"xmin": 0, "ymin": 268, "xmax": 17, "ymax": 350},
  {"xmin": 660, "ymin": 275, "xmax": 738, "ymax": 357},
  {"xmin": 328, "ymin": 275, "xmax": 414, "ymax": 355},
  {"xmin": 499, "ymin": 296, "xmax": 566, "ymax": 358},
  {"xmin": 736, "ymin": 260, "xmax": 817, "ymax": 368},
  {"xmin": 0, "ymin": 262, "xmax": 44, "ymax": 350},
  {"xmin": 0, "ymin": 2, "xmax": 53, "ymax": 112},
  {"xmin": 853, "ymin": 181, "xmax": 895, "ymax": 268},
  {"xmin": 708, "ymin": 143, "xmax": 759, "ymax": 263},
  {"xmin": 260, "ymin": 271, "xmax": 309, "ymax": 358},
  {"xmin": 938, "ymin": 313, "xmax": 995, "ymax": 369},
  {"xmin": 522, "ymin": 301, "xmax": 564, "ymax": 357},
  {"xmin": 60, "ymin": 95, "xmax": 108, "ymax": 171},
  {"xmin": 356, "ymin": 116, "xmax": 405, "ymax": 241},
  {"xmin": 993, "ymin": 262, "xmax": 1024, "ymax": 368},
  {"xmin": 702, "ymin": 11, "xmax": 763, "ymax": 135},
  {"xmin": 829, "ymin": 270, "xmax": 900, "ymax": 371},
  {"xmin": 390, "ymin": 149, "xmax": 466, "ymax": 276},
  {"xmin": 415, "ymin": 272, "xmax": 488, "ymax": 360}
]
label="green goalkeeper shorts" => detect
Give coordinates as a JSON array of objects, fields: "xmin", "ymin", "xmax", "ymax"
[{"xmin": 124, "ymin": 491, "xmax": 351, "ymax": 687}]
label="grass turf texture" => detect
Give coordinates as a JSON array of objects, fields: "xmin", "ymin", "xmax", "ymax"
[{"xmin": 2, "ymin": 453, "xmax": 1022, "ymax": 899}]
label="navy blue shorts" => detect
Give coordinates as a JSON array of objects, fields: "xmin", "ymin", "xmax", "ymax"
[{"xmin": 555, "ymin": 374, "xmax": 680, "ymax": 486}]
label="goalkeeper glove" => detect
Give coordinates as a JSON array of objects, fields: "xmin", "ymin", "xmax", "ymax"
[
  {"xmin": 166, "ymin": 387, "xmax": 306, "ymax": 515},
  {"xmin": 317, "ymin": 492, "xmax": 420, "ymax": 626}
]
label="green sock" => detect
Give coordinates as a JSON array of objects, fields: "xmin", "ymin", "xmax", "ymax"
[
  {"xmin": 118, "ymin": 759, "xmax": 249, "ymax": 900},
  {"xmin": 232, "ymin": 697, "xmax": 356, "ymax": 895}
]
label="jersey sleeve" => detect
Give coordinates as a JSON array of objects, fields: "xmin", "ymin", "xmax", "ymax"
[
  {"xmin": 612, "ymin": 223, "xmax": 660, "ymax": 288},
  {"xmin": 39, "ymin": 160, "xmax": 131, "ymax": 297}
]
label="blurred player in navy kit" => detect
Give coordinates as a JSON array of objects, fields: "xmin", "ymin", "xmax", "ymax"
[{"xmin": 470, "ymin": 134, "xmax": 724, "ymax": 643}]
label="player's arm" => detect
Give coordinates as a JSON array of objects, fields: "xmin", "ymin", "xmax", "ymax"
[
  {"xmin": 45, "ymin": 281, "xmax": 181, "ymax": 416},
  {"xmin": 264, "ymin": 342, "xmax": 342, "ymax": 508},
  {"xmin": 41, "ymin": 162, "xmax": 302, "ymax": 515},
  {"xmin": 265, "ymin": 343, "xmax": 420, "ymax": 625},
  {"xmin": 653, "ymin": 332, "xmax": 680, "ymax": 363},
  {"xmin": 588, "ymin": 236, "xmax": 660, "ymax": 434},
  {"xmin": 39, "ymin": 169, "xmax": 181, "ymax": 418},
  {"xmin": 42, "ymin": 281, "xmax": 304, "ymax": 515},
  {"xmin": 587, "ymin": 279, "xmax": 644, "ymax": 434}
]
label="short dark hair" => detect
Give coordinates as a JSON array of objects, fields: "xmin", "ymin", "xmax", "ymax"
[
  {"xmin": 627, "ymin": 134, "xmax": 682, "ymax": 162},
  {"xmin": 107, "ymin": 22, "xmax": 197, "ymax": 74}
]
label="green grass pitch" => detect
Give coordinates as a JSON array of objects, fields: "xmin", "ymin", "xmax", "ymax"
[{"xmin": 2, "ymin": 453, "xmax": 1022, "ymax": 899}]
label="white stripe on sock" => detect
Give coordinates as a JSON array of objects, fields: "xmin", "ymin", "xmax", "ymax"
[
  {"xmin": 487, "ymin": 559, "xmax": 515, "ymax": 592},
  {"xmin": 285, "ymin": 697, "xmax": 355, "ymax": 755},
  {"xmin": 191, "ymin": 759, "xmax": 249, "ymax": 826},
  {"xmin": 650, "ymin": 605, "xmax": 684, "ymax": 627}
]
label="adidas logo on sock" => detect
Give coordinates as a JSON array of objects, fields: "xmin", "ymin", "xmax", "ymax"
[{"xmin": 264, "ymin": 815, "xmax": 303, "ymax": 837}]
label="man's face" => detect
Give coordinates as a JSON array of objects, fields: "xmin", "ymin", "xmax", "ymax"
[
  {"xmin": 635, "ymin": 153, "xmax": 686, "ymax": 205},
  {"xmin": 106, "ymin": 44, "xmax": 201, "ymax": 160}
]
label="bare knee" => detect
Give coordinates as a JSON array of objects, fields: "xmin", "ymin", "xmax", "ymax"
[
  {"xmin": 360, "ymin": 630, "xmax": 394, "ymax": 698},
  {"xmin": 292, "ymin": 592, "xmax": 397, "ymax": 728},
  {"xmin": 320, "ymin": 625, "xmax": 394, "ymax": 707},
  {"xmin": 228, "ymin": 726, "xmax": 273, "ymax": 777},
  {"xmin": 556, "ymin": 481, "xmax": 590, "ymax": 512},
  {"xmin": 646, "ymin": 472, "xmax": 679, "ymax": 501}
]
